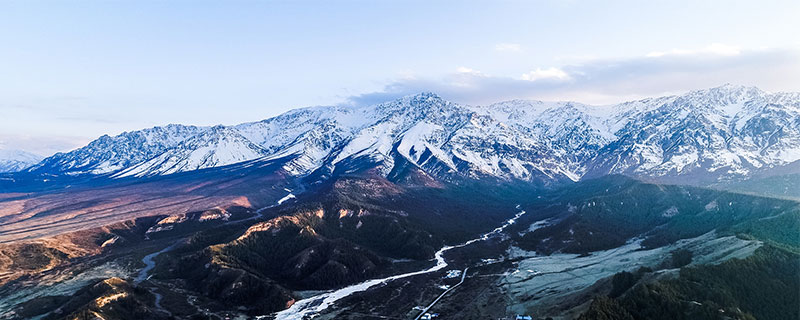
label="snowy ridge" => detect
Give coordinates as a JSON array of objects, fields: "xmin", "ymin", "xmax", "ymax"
[
  {"xmin": 114, "ymin": 125, "xmax": 269, "ymax": 177},
  {"xmin": 0, "ymin": 149, "xmax": 43, "ymax": 173},
  {"xmin": 27, "ymin": 85, "xmax": 800, "ymax": 184},
  {"xmin": 584, "ymin": 84, "xmax": 800, "ymax": 182},
  {"xmin": 27, "ymin": 124, "xmax": 205, "ymax": 175}
]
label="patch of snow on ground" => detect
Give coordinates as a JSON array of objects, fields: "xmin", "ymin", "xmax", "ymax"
[
  {"xmin": 527, "ymin": 219, "xmax": 553, "ymax": 233},
  {"xmin": 662, "ymin": 206, "xmax": 679, "ymax": 217},
  {"xmin": 705, "ymin": 200, "xmax": 718, "ymax": 211},
  {"xmin": 502, "ymin": 231, "xmax": 760, "ymax": 315},
  {"xmin": 0, "ymin": 261, "xmax": 132, "ymax": 314},
  {"xmin": 444, "ymin": 270, "xmax": 462, "ymax": 279},
  {"xmin": 277, "ymin": 193, "xmax": 296, "ymax": 205}
]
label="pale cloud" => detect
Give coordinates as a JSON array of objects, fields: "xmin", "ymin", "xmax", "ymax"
[
  {"xmin": 646, "ymin": 43, "xmax": 741, "ymax": 57},
  {"xmin": 456, "ymin": 66, "xmax": 481, "ymax": 75},
  {"xmin": 494, "ymin": 43, "xmax": 522, "ymax": 52},
  {"xmin": 520, "ymin": 67, "xmax": 571, "ymax": 81},
  {"xmin": 396, "ymin": 69, "xmax": 417, "ymax": 80},
  {"xmin": 0, "ymin": 134, "xmax": 88, "ymax": 156},
  {"xmin": 451, "ymin": 67, "xmax": 487, "ymax": 87},
  {"xmin": 346, "ymin": 46, "xmax": 800, "ymax": 106},
  {"xmin": 456, "ymin": 67, "xmax": 476, "ymax": 73}
]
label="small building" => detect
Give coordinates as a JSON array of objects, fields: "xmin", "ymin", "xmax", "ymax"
[{"xmin": 516, "ymin": 315, "xmax": 532, "ymax": 320}]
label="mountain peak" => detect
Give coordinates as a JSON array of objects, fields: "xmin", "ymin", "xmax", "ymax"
[
  {"xmin": 685, "ymin": 83, "xmax": 764, "ymax": 101},
  {"xmin": 370, "ymin": 92, "xmax": 461, "ymax": 119},
  {"xmin": 0, "ymin": 149, "xmax": 44, "ymax": 173},
  {"xmin": 380, "ymin": 92, "xmax": 445, "ymax": 106},
  {"xmin": 407, "ymin": 91, "xmax": 442, "ymax": 100},
  {"xmin": 23, "ymin": 85, "xmax": 800, "ymax": 184}
]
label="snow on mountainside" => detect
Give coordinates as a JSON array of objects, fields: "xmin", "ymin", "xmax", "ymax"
[
  {"xmin": 472, "ymin": 100, "xmax": 618, "ymax": 179},
  {"xmin": 114, "ymin": 125, "xmax": 270, "ymax": 177},
  {"xmin": 27, "ymin": 124, "xmax": 205, "ymax": 175},
  {"xmin": 25, "ymin": 85, "xmax": 800, "ymax": 184},
  {"xmin": 585, "ymin": 84, "xmax": 800, "ymax": 182},
  {"xmin": 0, "ymin": 149, "xmax": 43, "ymax": 173}
]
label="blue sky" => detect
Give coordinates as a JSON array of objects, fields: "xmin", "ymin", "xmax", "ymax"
[{"xmin": 1, "ymin": 0, "xmax": 799, "ymax": 155}]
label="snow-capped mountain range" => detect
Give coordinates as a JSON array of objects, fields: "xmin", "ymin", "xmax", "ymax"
[
  {"xmin": 0, "ymin": 149, "xmax": 43, "ymax": 173},
  {"xmin": 24, "ymin": 84, "xmax": 800, "ymax": 185}
]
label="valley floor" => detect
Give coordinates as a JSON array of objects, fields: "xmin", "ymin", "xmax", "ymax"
[
  {"xmin": 1, "ymin": 175, "xmax": 798, "ymax": 320},
  {"xmin": 293, "ymin": 230, "xmax": 760, "ymax": 320}
]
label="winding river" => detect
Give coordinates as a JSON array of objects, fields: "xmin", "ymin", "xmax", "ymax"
[
  {"xmin": 135, "ymin": 241, "xmax": 183, "ymax": 283},
  {"xmin": 269, "ymin": 206, "xmax": 527, "ymax": 320}
]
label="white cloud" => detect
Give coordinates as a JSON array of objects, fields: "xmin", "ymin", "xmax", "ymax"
[
  {"xmin": 345, "ymin": 47, "xmax": 800, "ymax": 106},
  {"xmin": 456, "ymin": 66, "xmax": 481, "ymax": 75},
  {"xmin": 451, "ymin": 67, "xmax": 487, "ymax": 87},
  {"xmin": 646, "ymin": 43, "xmax": 741, "ymax": 57},
  {"xmin": 494, "ymin": 43, "xmax": 522, "ymax": 52},
  {"xmin": 520, "ymin": 67, "xmax": 571, "ymax": 81}
]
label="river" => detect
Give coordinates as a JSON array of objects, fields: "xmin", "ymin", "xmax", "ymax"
[
  {"xmin": 269, "ymin": 206, "xmax": 527, "ymax": 320},
  {"xmin": 135, "ymin": 241, "xmax": 183, "ymax": 283},
  {"xmin": 136, "ymin": 183, "xmax": 304, "ymax": 283}
]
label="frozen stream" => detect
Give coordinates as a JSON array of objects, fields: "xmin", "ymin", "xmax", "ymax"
[{"xmin": 268, "ymin": 206, "xmax": 528, "ymax": 320}]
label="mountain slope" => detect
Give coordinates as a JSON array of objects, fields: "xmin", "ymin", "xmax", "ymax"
[
  {"xmin": 22, "ymin": 85, "xmax": 800, "ymax": 185},
  {"xmin": 0, "ymin": 150, "xmax": 42, "ymax": 173},
  {"xmin": 114, "ymin": 126, "xmax": 269, "ymax": 178},
  {"xmin": 586, "ymin": 85, "xmax": 800, "ymax": 183},
  {"xmin": 28, "ymin": 124, "xmax": 205, "ymax": 175}
]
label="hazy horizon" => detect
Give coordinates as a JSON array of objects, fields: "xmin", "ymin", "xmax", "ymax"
[{"xmin": 2, "ymin": 0, "xmax": 799, "ymax": 155}]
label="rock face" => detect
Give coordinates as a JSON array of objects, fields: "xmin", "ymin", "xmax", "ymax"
[
  {"xmin": 26, "ymin": 85, "xmax": 800, "ymax": 184},
  {"xmin": 27, "ymin": 124, "xmax": 205, "ymax": 175},
  {"xmin": 0, "ymin": 150, "xmax": 43, "ymax": 173},
  {"xmin": 584, "ymin": 85, "xmax": 800, "ymax": 183}
]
